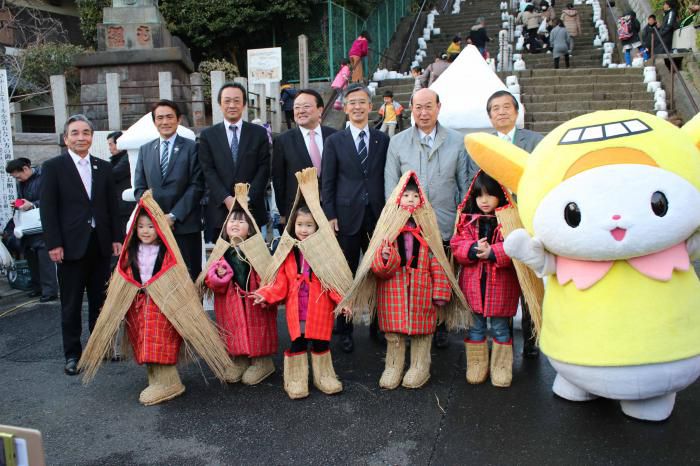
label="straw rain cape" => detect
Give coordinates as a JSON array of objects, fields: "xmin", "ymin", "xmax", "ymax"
[
  {"xmin": 337, "ymin": 171, "xmax": 470, "ymax": 330},
  {"xmin": 78, "ymin": 191, "xmax": 233, "ymax": 383},
  {"xmin": 196, "ymin": 183, "xmax": 272, "ymax": 294},
  {"xmin": 260, "ymin": 167, "xmax": 353, "ymax": 298}
]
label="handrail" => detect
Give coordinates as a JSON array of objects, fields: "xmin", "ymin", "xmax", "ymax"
[
  {"xmin": 440, "ymin": 0, "xmax": 451, "ymax": 14},
  {"xmin": 322, "ymin": 88, "xmax": 340, "ymax": 120},
  {"xmin": 369, "ymin": 46, "xmax": 402, "ymax": 66},
  {"xmin": 398, "ymin": 0, "xmax": 428, "ymax": 70}
]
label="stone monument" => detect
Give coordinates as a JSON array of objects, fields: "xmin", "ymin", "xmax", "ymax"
[{"xmin": 74, "ymin": 0, "xmax": 194, "ymax": 129}]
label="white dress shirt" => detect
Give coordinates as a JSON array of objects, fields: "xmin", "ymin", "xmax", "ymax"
[
  {"xmin": 299, "ymin": 125, "xmax": 324, "ymax": 157},
  {"xmin": 348, "ymin": 124, "xmax": 370, "ymax": 153},
  {"xmin": 226, "ymin": 119, "xmax": 243, "ymax": 146},
  {"xmin": 417, "ymin": 126, "xmax": 438, "ymax": 147},
  {"xmin": 497, "ymin": 127, "xmax": 516, "ymax": 143}
]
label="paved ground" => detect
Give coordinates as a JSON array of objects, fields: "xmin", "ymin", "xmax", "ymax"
[{"xmin": 1, "ymin": 279, "xmax": 699, "ymax": 466}]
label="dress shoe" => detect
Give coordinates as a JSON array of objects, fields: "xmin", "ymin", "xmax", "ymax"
[
  {"xmin": 40, "ymin": 295, "xmax": 58, "ymax": 303},
  {"xmin": 340, "ymin": 334, "xmax": 354, "ymax": 353},
  {"xmin": 523, "ymin": 342, "xmax": 540, "ymax": 359},
  {"xmin": 64, "ymin": 358, "xmax": 81, "ymax": 376},
  {"xmin": 27, "ymin": 290, "xmax": 41, "ymax": 298},
  {"xmin": 433, "ymin": 327, "xmax": 450, "ymax": 349}
]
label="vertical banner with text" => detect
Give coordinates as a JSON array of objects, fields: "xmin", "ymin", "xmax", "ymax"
[{"xmin": 0, "ymin": 70, "xmax": 16, "ymax": 229}]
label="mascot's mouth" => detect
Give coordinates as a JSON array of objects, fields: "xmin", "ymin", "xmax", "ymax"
[{"xmin": 610, "ymin": 227, "xmax": 627, "ymax": 241}]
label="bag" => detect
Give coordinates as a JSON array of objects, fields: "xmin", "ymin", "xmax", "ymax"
[
  {"xmin": 617, "ymin": 15, "xmax": 633, "ymax": 40},
  {"xmin": 13, "ymin": 208, "xmax": 42, "ymax": 238},
  {"xmin": 333, "ymin": 95, "xmax": 343, "ymax": 111},
  {"xmin": 537, "ymin": 19, "xmax": 548, "ymax": 34}
]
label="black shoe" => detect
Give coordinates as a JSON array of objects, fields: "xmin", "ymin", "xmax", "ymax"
[
  {"xmin": 523, "ymin": 342, "xmax": 540, "ymax": 359},
  {"xmin": 27, "ymin": 290, "xmax": 41, "ymax": 298},
  {"xmin": 39, "ymin": 295, "xmax": 58, "ymax": 303},
  {"xmin": 340, "ymin": 334, "xmax": 354, "ymax": 353},
  {"xmin": 434, "ymin": 328, "xmax": 450, "ymax": 349},
  {"xmin": 64, "ymin": 358, "xmax": 81, "ymax": 376}
]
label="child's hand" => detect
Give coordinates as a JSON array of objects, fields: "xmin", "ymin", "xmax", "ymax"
[
  {"xmin": 252, "ymin": 293, "xmax": 267, "ymax": 305},
  {"xmin": 381, "ymin": 239, "xmax": 391, "ymax": 260},
  {"xmin": 476, "ymin": 238, "xmax": 492, "ymax": 259},
  {"xmin": 215, "ymin": 266, "xmax": 227, "ymax": 278}
]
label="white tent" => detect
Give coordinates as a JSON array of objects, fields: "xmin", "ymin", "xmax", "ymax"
[{"xmin": 429, "ymin": 45, "xmax": 524, "ymax": 131}]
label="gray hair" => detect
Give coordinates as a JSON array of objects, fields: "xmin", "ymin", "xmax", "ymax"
[
  {"xmin": 63, "ymin": 114, "xmax": 94, "ymax": 136},
  {"xmin": 343, "ymin": 84, "xmax": 372, "ymax": 104}
]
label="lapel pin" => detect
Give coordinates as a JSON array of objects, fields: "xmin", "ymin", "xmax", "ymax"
[{"xmin": 93, "ymin": 165, "xmax": 98, "ymax": 169}]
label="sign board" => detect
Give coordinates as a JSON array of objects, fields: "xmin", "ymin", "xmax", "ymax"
[
  {"xmin": 247, "ymin": 47, "xmax": 282, "ymax": 85},
  {"xmin": 0, "ymin": 70, "xmax": 17, "ymax": 228}
]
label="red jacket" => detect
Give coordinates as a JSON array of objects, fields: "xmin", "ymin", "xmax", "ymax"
[
  {"xmin": 206, "ymin": 258, "xmax": 278, "ymax": 358},
  {"xmin": 256, "ymin": 251, "xmax": 341, "ymax": 342},
  {"xmin": 349, "ymin": 37, "xmax": 369, "ymax": 57},
  {"xmin": 451, "ymin": 215, "xmax": 521, "ymax": 317}
]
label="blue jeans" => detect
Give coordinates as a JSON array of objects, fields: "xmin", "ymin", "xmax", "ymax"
[{"xmin": 468, "ymin": 314, "xmax": 511, "ymax": 343}]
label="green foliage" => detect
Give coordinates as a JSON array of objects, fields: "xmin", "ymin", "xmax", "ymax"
[
  {"xmin": 10, "ymin": 42, "xmax": 84, "ymax": 98},
  {"xmin": 76, "ymin": 0, "xmax": 110, "ymax": 48},
  {"xmin": 197, "ymin": 59, "xmax": 240, "ymax": 100}
]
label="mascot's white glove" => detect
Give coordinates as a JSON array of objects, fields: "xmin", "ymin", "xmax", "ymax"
[
  {"xmin": 504, "ymin": 228, "xmax": 556, "ymax": 277},
  {"xmin": 688, "ymin": 229, "xmax": 700, "ymax": 261}
]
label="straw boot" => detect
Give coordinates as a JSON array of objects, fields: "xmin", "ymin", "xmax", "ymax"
[
  {"xmin": 139, "ymin": 364, "xmax": 185, "ymax": 406},
  {"xmin": 465, "ymin": 340, "xmax": 489, "ymax": 384},
  {"xmin": 379, "ymin": 333, "xmax": 406, "ymax": 389},
  {"xmin": 242, "ymin": 356, "xmax": 275, "ymax": 385},
  {"xmin": 310, "ymin": 350, "xmax": 343, "ymax": 395},
  {"xmin": 283, "ymin": 351, "xmax": 309, "ymax": 399},
  {"xmin": 402, "ymin": 334, "xmax": 432, "ymax": 389},
  {"xmin": 490, "ymin": 340, "xmax": 513, "ymax": 388},
  {"xmin": 223, "ymin": 356, "xmax": 250, "ymax": 383}
]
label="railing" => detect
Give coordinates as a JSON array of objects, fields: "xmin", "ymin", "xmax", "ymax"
[{"xmin": 397, "ymin": 0, "xmax": 428, "ymax": 71}]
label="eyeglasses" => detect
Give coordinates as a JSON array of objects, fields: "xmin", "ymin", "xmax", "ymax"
[
  {"xmin": 346, "ymin": 100, "xmax": 369, "ymax": 107},
  {"xmin": 293, "ymin": 104, "xmax": 314, "ymax": 111}
]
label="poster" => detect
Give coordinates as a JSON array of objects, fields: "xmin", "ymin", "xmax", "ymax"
[{"xmin": 247, "ymin": 47, "xmax": 282, "ymax": 85}]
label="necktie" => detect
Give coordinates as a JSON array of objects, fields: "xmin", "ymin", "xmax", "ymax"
[
  {"xmin": 160, "ymin": 140, "xmax": 169, "ymax": 178},
  {"xmin": 308, "ymin": 129, "xmax": 322, "ymax": 176},
  {"xmin": 77, "ymin": 158, "xmax": 91, "ymax": 199},
  {"xmin": 357, "ymin": 130, "xmax": 368, "ymax": 175},
  {"xmin": 422, "ymin": 134, "xmax": 432, "ymax": 148},
  {"xmin": 230, "ymin": 124, "xmax": 239, "ymax": 166}
]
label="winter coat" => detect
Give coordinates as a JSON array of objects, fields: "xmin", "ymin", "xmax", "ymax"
[
  {"xmin": 561, "ymin": 8, "xmax": 581, "ymax": 36},
  {"xmin": 371, "ymin": 224, "xmax": 451, "ymax": 335},
  {"xmin": 256, "ymin": 249, "xmax": 342, "ymax": 342},
  {"xmin": 331, "ymin": 65, "xmax": 351, "ymax": 90},
  {"xmin": 349, "ymin": 37, "xmax": 369, "ymax": 58},
  {"xmin": 425, "ymin": 59, "xmax": 449, "ymax": 86},
  {"xmin": 446, "ymin": 41, "xmax": 461, "ymax": 55},
  {"xmin": 641, "ymin": 23, "xmax": 661, "ymax": 52},
  {"xmin": 280, "ymin": 86, "xmax": 297, "ymax": 112},
  {"xmin": 660, "ymin": 8, "xmax": 678, "ymax": 50},
  {"xmin": 378, "ymin": 101, "xmax": 404, "ymax": 119},
  {"xmin": 520, "ymin": 10, "xmax": 542, "ymax": 29},
  {"xmin": 206, "ymin": 256, "xmax": 278, "ymax": 357},
  {"xmin": 549, "ymin": 24, "xmax": 572, "ymax": 57},
  {"xmin": 124, "ymin": 245, "xmax": 182, "ymax": 365},
  {"xmin": 451, "ymin": 214, "xmax": 520, "ymax": 318},
  {"xmin": 469, "ymin": 24, "xmax": 490, "ymax": 49},
  {"xmin": 541, "ymin": 6, "xmax": 556, "ymax": 27},
  {"xmin": 620, "ymin": 15, "xmax": 642, "ymax": 47}
]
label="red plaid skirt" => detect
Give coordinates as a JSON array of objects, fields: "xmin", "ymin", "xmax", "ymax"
[{"xmin": 125, "ymin": 292, "xmax": 182, "ymax": 365}]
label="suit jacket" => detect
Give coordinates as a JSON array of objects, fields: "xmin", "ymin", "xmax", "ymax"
[
  {"xmin": 198, "ymin": 121, "xmax": 270, "ymax": 229},
  {"xmin": 512, "ymin": 128, "xmax": 543, "ymax": 153},
  {"xmin": 40, "ymin": 152, "xmax": 120, "ymax": 261},
  {"xmin": 134, "ymin": 135, "xmax": 204, "ymax": 235},
  {"xmin": 110, "ymin": 150, "xmax": 136, "ymax": 219},
  {"xmin": 272, "ymin": 125, "xmax": 336, "ymax": 219},
  {"xmin": 321, "ymin": 127, "xmax": 390, "ymax": 236}
]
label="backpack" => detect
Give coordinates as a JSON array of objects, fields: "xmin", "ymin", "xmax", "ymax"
[{"xmin": 617, "ymin": 15, "xmax": 633, "ymax": 40}]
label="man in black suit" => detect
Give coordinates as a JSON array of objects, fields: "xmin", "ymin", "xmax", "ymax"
[
  {"xmin": 272, "ymin": 89, "xmax": 336, "ymax": 222},
  {"xmin": 198, "ymin": 83, "xmax": 270, "ymax": 234},
  {"xmin": 134, "ymin": 99, "xmax": 204, "ymax": 279},
  {"xmin": 40, "ymin": 114, "xmax": 122, "ymax": 375},
  {"xmin": 321, "ymin": 84, "xmax": 390, "ymax": 352}
]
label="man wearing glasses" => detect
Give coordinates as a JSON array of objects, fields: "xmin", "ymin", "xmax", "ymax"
[
  {"xmin": 384, "ymin": 88, "xmax": 477, "ymax": 349},
  {"xmin": 272, "ymin": 89, "xmax": 336, "ymax": 223},
  {"xmin": 321, "ymin": 84, "xmax": 390, "ymax": 353}
]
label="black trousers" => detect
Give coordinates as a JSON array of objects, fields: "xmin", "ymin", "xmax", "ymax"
[
  {"xmin": 554, "ymin": 54, "xmax": 570, "ymax": 69},
  {"xmin": 23, "ymin": 234, "xmax": 58, "ymax": 296},
  {"xmin": 284, "ymin": 110, "xmax": 294, "ymax": 130},
  {"xmin": 175, "ymin": 232, "xmax": 202, "ymax": 281},
  {"xmin": 289, "ymin": 335, "xmax": 329, "ymax": 353},
  {"xmin": 336, "ymin": 206, "xmax": 376, "ymax": 336},
  {"xmin": 521, "ymin": 296, "xmax": 537, "ymax": 349},
  {"xmin": 57, "ymin": 232, "xmax": 111, "ymax": 360}
]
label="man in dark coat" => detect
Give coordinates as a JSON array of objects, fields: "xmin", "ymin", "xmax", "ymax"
[
  {"xmin": 40, "ymin": 114, "xmax": 122, "ymax": 375},
  {"xmin": 107, "ymin": 130, "xmax": 135, "ymax": 241}
]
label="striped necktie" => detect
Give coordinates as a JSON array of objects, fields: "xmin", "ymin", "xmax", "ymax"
[
  {"xmin": 160, "ymin": 140, "xmax": 169, "ymax": 178},
  {"xmin": 357, "ymin": 130, "xmax": 368, "ymax": 175},
  {"xmin": 230, "ymin": 124, "xmax": 239, "ymax": 166}
]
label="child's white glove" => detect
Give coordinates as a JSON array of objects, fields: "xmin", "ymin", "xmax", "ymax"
[{"xmin": 504, "ymin": 228, "xmax": 555, "ymax": 277}]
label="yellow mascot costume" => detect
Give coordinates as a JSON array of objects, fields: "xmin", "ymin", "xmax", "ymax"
[{"xmin": 465, "ymin": 110, "xmax": 700, "ymax": 421}]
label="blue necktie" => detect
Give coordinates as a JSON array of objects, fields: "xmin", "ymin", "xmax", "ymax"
[
  {"xmin": 160, "ymin": 140, "xmax": 169, "ymax": 178},
  {"xmin": 357, "ymin": 130, "xmax": 368, "ymax": 175},
  {"xmin": 230, "ymin": 124, "xmax": 239, "ymax": 166}
]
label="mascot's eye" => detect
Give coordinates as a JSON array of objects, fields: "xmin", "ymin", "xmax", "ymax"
[
  {"xmin": 651, "ymin": 191, "xmax": 668, "ymax": 217},
  {"xmin": 564, "ymin": 202, "xmax": 581, "ymax": 227}
]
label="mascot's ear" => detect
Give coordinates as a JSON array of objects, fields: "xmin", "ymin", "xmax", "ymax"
[
  {"xmin": 464, "ymin": 133, "xmax": 529, "ymax": 194},
  {"xmin": 681, "ymin": 113, "xmax": 700, "ymax": 150}
]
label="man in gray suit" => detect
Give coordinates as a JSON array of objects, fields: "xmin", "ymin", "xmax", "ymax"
[
  {"xmin": 384, "ymin": 88, "xmax": 477, "ymax": 348},
  {"xmin": 486, "ymin": 90, "xmax": 543, "ymax": 358},
  {"xmin": 134, "ymin": 99, "xmax": 204, "ymax": 279}
]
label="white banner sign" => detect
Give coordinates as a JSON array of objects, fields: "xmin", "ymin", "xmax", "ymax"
[
  {"xmin": 0, "ymin": 70, "xmax": 17, "ymax": 229},
  {"xmin": 247, "ymin": 47, "xmax": 282, "ymax": 85}
]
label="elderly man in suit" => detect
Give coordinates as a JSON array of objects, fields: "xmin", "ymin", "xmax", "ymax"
[
  {"xmin": 322, "ymin": 84, "xmax": 390, "ymax": 352},
  {"xmin": 273, "ymin": 89, "xmax": 336, "ymax": 222},
  {"xmin": 40, "ymin": 114, "xmax": 122, "ymax": 375},
  {"xmin": 384, "ymin": 87, "xmax": 475, "ymax": 349},
  {"xmin": 134, "ymin": 99, "xmax": 204, "ymax": 280},
  {"xmin": 198, "ymin": 83, "xmax": 270, "ymax": 235},
  {"xmin": 485, "ymin": 89, "xmax": 543, "ymax": 359}
]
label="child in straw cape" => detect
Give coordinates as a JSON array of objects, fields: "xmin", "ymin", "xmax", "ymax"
[
  {"xmin": 370, "ymin": 176, "xmax": 452, "ymax": 390},
  {"xmin": 254, "ymin": 204, "xmax": 346, "ymax": 399},
  {"xmin": 205, "ymin": 207, "xmax": 278, "ymax": 385},
  {"xmin": 451, "ymin": 171, "xmax": 521, "ymax": 388}
]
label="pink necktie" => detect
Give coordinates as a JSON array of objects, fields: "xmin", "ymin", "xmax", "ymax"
[{"xmin": 308, "ymin": 129, "xmax": 322, "ymax": 176}]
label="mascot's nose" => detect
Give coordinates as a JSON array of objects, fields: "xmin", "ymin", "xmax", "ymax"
[{"xmin": 612, "ymin": 214, "xmax": 621, "ymax": 220}]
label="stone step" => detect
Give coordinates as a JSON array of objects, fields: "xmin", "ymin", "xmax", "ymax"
[
  {"xmin": 521, "ymin": 90, "xmax": 652, "ymax": 102},
  {"xmin": 512, "ymin": 67, "xmax": 642, "ymax": 77},
  {"xmin": 525, "ymin": 106, "xmax": 654, "ymax": 122},
  {"xmin": 525, "ymin": 99, "xmax": 654, "ymax": 113},
  {"xmin": 525, "ymin": 82, "xmax": 648, "ymax": 94},
  {"xmin": 518, "ymin": 74, "xmax": 643, "ymax": 86}
]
